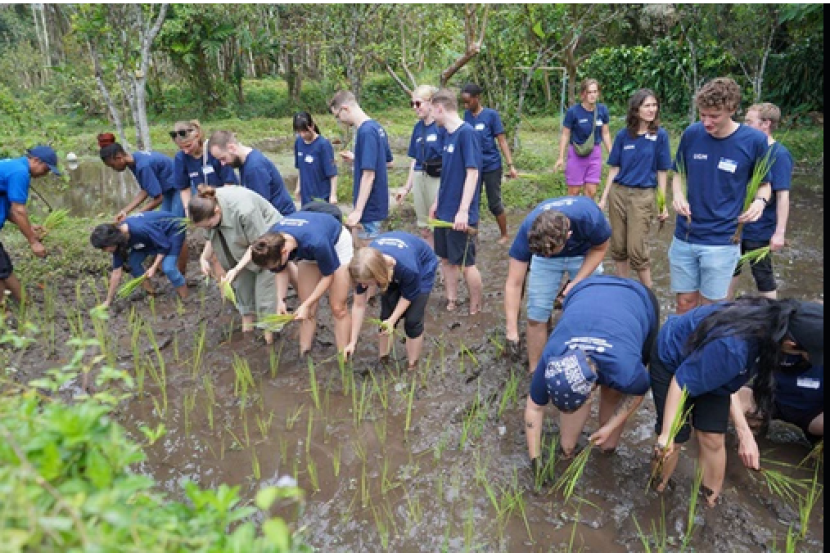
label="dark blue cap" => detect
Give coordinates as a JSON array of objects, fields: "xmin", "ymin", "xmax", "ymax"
[{"xmin": 27, "ymin": 145, "xmax": 61, "ymax": 176}]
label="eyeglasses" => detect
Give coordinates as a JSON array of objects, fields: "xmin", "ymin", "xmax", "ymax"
[
  {"xmin": 169, "ymin": 129, "xmax": 194, "ymax": 140},
  {"xmin": 410, "ymin": 100, "xmax": 423, "ymax": 108}
]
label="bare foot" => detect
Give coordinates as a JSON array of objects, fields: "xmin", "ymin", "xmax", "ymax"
[
  {"xmin": 446, "ymin": 299, "xmax": 457, "ymax": 312},
  {"xmin": 407, "ymin": 360, "xmax": 419, "ymax": 371},
  {"xmin": 469, "ymin": 304, "xmax": 480, "ymax": 315},
  {"xmin": 497, "ymin": 235, "xmax": 510, "ymax": 245}
]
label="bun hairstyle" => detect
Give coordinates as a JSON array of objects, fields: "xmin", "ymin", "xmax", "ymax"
[
  {"xmin": 250, "ymin": 233, "xmax": 287, "ymax": 267},
  {"xmin": 90, "ymin": 222, "xmax": 129, "ymax": 261},
  {"xmin": 188, "ymin": 185, "xmax": 220, "ymax": 223},
  {"xmin": 292, "ymin": 111, "xmax": 321, "ymax": 134},
  {"xmin": 97, "ymin": 133, "xmax": 116, "ymax": 149}
]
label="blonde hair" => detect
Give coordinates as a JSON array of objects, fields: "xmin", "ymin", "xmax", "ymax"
[
  {"xmin": 174, "ymin": 119, "xmax": 204, "ymax": 148},
  {"xmin": 748, "ymin": 102, "xmax": 781, "ymax": 131},
  {"xmin": 412, "ymin": 85, "xmax": 439, "ymax": 101},
  {"xmin": 580, "ymin": 78, "xmax": 600, "ymax": 98},
  {"xmin": 349, "ymin": 247, "xmax": 391, "ymax": 292},
  {"xmin": 431, "ymin": 88, "xmax": 458, "ymax": 111}
]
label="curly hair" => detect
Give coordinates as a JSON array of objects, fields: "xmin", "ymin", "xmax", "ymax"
[
  {"xmin": 695, "ymin": 77, "xmax": 742, "ymax": 113},
  {"xmin": 527, "ymin": 209, "xmax": 571, "ymax": 257}
]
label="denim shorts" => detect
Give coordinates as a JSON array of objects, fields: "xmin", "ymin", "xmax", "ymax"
[
  {"xmin": 668, "ymin": 236, "xmax": 740, "ymax": 301},
  {"xmin": 526, "ymin": 255, "xmax": 603, "ymax": 322},
  {"xmin": 357, "ymin": 220, "xmax": 382, "ymax": 240}
]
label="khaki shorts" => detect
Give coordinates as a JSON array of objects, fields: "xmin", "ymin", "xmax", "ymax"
[
  {"xmin": 608, "ymin": 184, "xmax": 655, "ymax": 271},
  {"xmin": 412, "ymin": 171, "xmax": 441, "ymax": 228}
]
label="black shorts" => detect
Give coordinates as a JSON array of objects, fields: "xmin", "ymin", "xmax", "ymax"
[
  {"xmin": 772, "ymin": 402, "xmax": 824, "ymax": 445},
  {"xmin": 380, "ymin": 286, "xmax": 430, "ymax": 339},
  {"xmin": 434, "ymin": 227, "xmax": 477, "ymax": 267},
  {"xmin": 481, "ymin": 168, "xmax": 505, "ymax": 216},
  {"xmin": 650, "ymin": 341, "xmax": 731, "ymax": 442},
  {"xmin": 0, "ymin": 241, "xmax": 13, "ymax": 280},
  {"xmin": 733, "ymin": 239, "xmax": 776, "ymax": 292}
]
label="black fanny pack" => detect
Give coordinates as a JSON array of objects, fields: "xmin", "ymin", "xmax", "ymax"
[{"xmin": 423, "ymin": 158, "xmax": 442, "ymax": 178}]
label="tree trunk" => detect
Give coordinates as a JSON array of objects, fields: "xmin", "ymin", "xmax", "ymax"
[
  {"xmin": 89, "ymin": 42, "xmax": 129, "ymax": 148},
  {"xmin": 440, "ymin": 5, "xmax": 488, "ymax": 87}
]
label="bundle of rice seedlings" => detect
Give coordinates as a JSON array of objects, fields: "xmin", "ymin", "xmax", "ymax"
[
  {"xmin": 116, "ymin": 274, "xmax": 148, "ymax": 300},
  {"xmin": 799, "ymin": 440, "xmax": 823, "ymax": 468},
  {"xmin": 366, "ymin": 317, "xmax": 397, "ymax": 336},
  {"xmin": 555, "ymin": 441, "xmax": 594, "ymax": 502},
  {"xmin": 737, "ymin": 246, "xmax": 772, "ymax": 270},
  {"xmin": 255, "ymin": 313, "xmax": 296, "ymax": 332},
  {"xmin": 648, "ymin": 386, "xmax": 691, "ymax": 492},
  {"xmin": 732, "ymin": 147, "xmax": 776, "ymax": 243},
  {"xmin": 427, "ymin": 217, "xmax": 478, "ymax": 236},
  {"xmin": 755, "ymin": 460, "xmax": 812, "ymax": 504},
  {"xmin": 655, "ymin": 187, "xmax": 667, "ymax": 231},
  {"xmin": 42, "ymin": 208, "xmax": 70, "ymax": 231},
  {"xmin": 220, "ymin": 280, "xmax": 237, "ymax": 305}
]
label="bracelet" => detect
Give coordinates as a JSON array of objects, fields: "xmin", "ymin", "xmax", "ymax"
[{"xmin": 754, "ymin": 196, "xmax": 768, "ymax": 205}]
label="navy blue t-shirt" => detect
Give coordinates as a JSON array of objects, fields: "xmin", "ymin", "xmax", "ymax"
[
  {"xmin": 673, "ymin": 122, "xmax": 770, "ymax": 245},
  {"xmin": 774, "ymin": 359, "xmax": 823, "ymax": 415},
  {"xmin": 353, "ymin": 119, "xmax": 392, "ymax": 223},
  {"xmin": 529, "ymin": 276, "xmax": 657, "ymax": 405},
  {"xmin": 357, "ymin": 231, "xmax": 439, "ymax": 300},
  {"xmin": 656, "ymin": 303, "xmax": 760, "ymax": 397},
  {"xmin": 130, "ymin": 151, "xmax": 180, "ymax": 198},
  {"xmin": 112, "ymin": 210, "xmax": 185, "ymax": 270},
  {"xmin": 607, "ymin": 128, "xmax": 672, "ymax": 188},
  {"xmin": 436, "ymin": 122, "xmax": 482, "ymax": 225},
  {"xmin": 463, "ymin": 108, "xmax": 505, "ymax": 172},
  {"xmin": 563, "ymin": 103, "xmax": 610, "ymax": 146},
  {"xmin": 269, "ymin": 211, "xmax": 342, "ymax": 276},
  {"xmin": 407, "ymin": 120, "xmax": 445, "ymax": 171},
  {"xmin": 240, "ymin": 149, "xmax": 296, "ymax": 216},
  {"xmin": 294, "ymin": 135, "xmax": 338, "ymax": 206},
  {"xmin": 509, "ymin": 196, "xmax": 611, "ymax": 262},
  {"xmin": 742, "ymin": 142, "xmax": 793, "ymax": 242},
  {"xmin": 0, "ymin": 156, "xmax": 30, "ymax": 230},
  {"xmin": 174, "ymin": 149, "xmax": 237, "ymax": 193}
]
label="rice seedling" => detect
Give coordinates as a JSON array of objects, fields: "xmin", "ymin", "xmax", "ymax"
[
  {"xmin": 360, "ymin": 462, "xmax": 370, "ymax": 508},
  {"xmin": 459, "ymin": 341, "xmax": 480, "ymax": 368},
  {"xmin": 286, "ymin": 404, "xmax": 304, "ymax": 431},
  {"xmin": 220, "ymin": 280, "xmax": 237, "ymax": 305},
  {"xmin": 307, "ymin": 356, "xmax": 321, "ymax": 410},
  {"xmin": 737, "ymin": 246, "xmax": 772, "ymax": 270},
  {"xmin": 89, "ymin": 304, "xmax": 116, "ymax": 367},
  {"xmin": 278, "ymin": 436, "xmax": 288, "ymax": 466},
  {"xmin": 202, "ymin": 375, "xmax": 215, "ymax": 430},
  {"xmin": 433, "ymin": 431, "xmax": 449, "ymax": 463},
  {"xmin": 798, "ymin": 439, "xmax": 823, "ymax": 468},
  {"xmin": 655, "ymin": 186, "xmax": 667, "ymax": 231},
  {"xmin": 224, "ymin": 425, "xmax": 246, "ymax": 452},
  {"xmin": 797, "ymin": 463, "xmax": 822, "ymax": 540},
  {"xmin": 463, "ymin": 500, "xmax": 476, "ymax": 550},
  {"xmin": 733, "ymin": 146, "xmax": 776, "ymax": 243},
  {"xmin": 147, "ymin": 295, "xmax": 156, "ymax": 320},
  {"xmin": 256, "ymin": 313, "xmax": 296, "ymax": 332},
  {"xmin": 139, "ymin": 423, "xmax": 166, "ymax": 446},
  {"xmin": 232, "ymin": 354, "xmax": 255, "ymax": 410},
  {"xmin": 332, "ymin": 444, "xmax": 342, "ymax": 477},
  {"xmin": 269, "ymin": 340, "xmax": 284, "ymax": 379},
  {"xmin": 144, "ymin": 357, "xmax": 167, "ymax": 416},
  {"xmin": 648, "ymin": 386, "xmax": 691, "ymax": 492},
  {"xmin": 117, "ymin": 274, "xmax": 148, "ymax": 301},
  {"xmin": 555, "ymin": 441, "xmax": 595, "ymax": 502},
  {"xmin": 681, "ymin": 463, "xmax": 704, "ymax": 550},
  {"xmin": 336, "ymin": 351, "xmax": 351, "ymax": 395},
  {"xmin": 404, "ymin": 490, "xmax": 422, "ymax": 528},
  {"xmin": 754, "ymin": 461, "xmax": 812, "ymax": 505},
  {"xmin": 375, "ymin": 417, "xmax": 388, "ymax": 447},
  {"xmin": 404, "ymin": 377, "xmax": 417, "ymax": 436},
  {"xmin": 251, "ymin": 447, "xmax": 261, "ymax": 480},
  {"xmin": 497, "ymin": 371, "xmax": 520, "ymax": 419},
  {"xmin": 368, "ymin": 369, "xmax": 389, "ymax": 410},
  {"xmin": 306, "ymin": 455, "xmax": 320, "ymax": 493},
  {"xmin": 533, "ymin": 433, "xmax": 558, "ymax": 493},
  {"xmin": 172, "ymin": 332, "xmax": 181, "ymax": 364},
  {"xmin": 183, "ymin": 390, "xmax": 197, "ymax": 436},
  {"xmin": 351, "ymin": 373, "xmax": 372, "ymax": 426},
  {"xmin": 371, "ymin": 504, "xmax": 391, "ymax": 549},
  {"xmin": 305, "ymin": 411, "xmax": 314, "ymax": 455},
  {"xmin": 41, "ymin": 208, "xmax": 70, "ymax": 231},
  {"xmin": 255, "ymin": 411, "xmax": 274, "ymax": 441},
  {"xmin": 381, "ymin": 456, "xmax": 398, "ymax": 495},
  {"xmin": 191, "ymin": 322, "xmax": 207, "ymax": 378}
]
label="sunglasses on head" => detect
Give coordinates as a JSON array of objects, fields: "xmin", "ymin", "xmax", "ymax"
[
  {"xmin": 169, "ymin": 129, "xmax": 194, "ymax": 140},
  {"xmin": 410, "ymin": 100, "xmax": 424, "ymax": 108}
]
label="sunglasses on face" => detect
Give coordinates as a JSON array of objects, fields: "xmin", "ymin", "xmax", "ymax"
[
  {"xmin": 169, "ymin": 129, "xmax": 194, "ymax": 140},
  {"xmin": 410, "ymin": 100, "xmax": 424, "ymax": 108}
]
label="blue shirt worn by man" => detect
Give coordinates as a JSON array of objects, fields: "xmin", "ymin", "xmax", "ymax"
[
  {"xmin": 563, "ymin": 103, "xmax": 610, "ymax": 147},
  {"xmin": 463, "ymin": 108, "xmax": 505, "ymax": 173},
  {"xmin": 529, "ymin": 276, "xmax": 657, "ymax": 405},
  {"xmin": 656, "ymin": 303, "xmax": 760, "ymax": 397},
  {"xmin": 672, "ymin": 122, "xmax": 770, "ymax": 245},
  {"xmin": 509, "ymin": 196, "xmax": 611, "ymax": 263},
  {"xmin": 741, "ymin": 142, "xmax": 793, "ymax": 242},
  {"xmin": 773, "ymin": 359, "xmax": 823, "ymax": 417},
  {"xmin": 353, "ymin": 119, "xmax": 392, "ymax": 223},
  {"xmin": 294, "ymin": 135, "xmax": 338, "ymax": 206},
  {"xmin": 269, "ymin": 211, "xmax": 342, "ymax": 276},
  {"xmin": 408, "ymin": 120, "xmax": 445, "ymax": 171},
  {"xmin": 607, "ymin": 128, "xmax": 672, "ymax": 188},
  {"xmin": 0, "ymin": 157, "xmax": 31, "ymax": 231},
  {"xmin": 240, "ymin": 149, "xmax": 296, "ymax": 216},
  {"xmin": 436, "ymin": 122, "xmax": 482, "ymax": 225},
  {"xmin": 358, "ymin": 231, "xmax": 439, "ymax": 301},
  {"xmin": 130, "ymin": 151, "xmax": 180, "ymax": 198},
  {"xmin": 112, "ymin": 210, "xmax": 185, "ymax": 271},
  {"xmin": 174, "ymin": 149, "xmax": 238, "ymax": 193}
]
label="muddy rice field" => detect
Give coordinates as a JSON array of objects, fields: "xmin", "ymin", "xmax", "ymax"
[{"xmin": 3, "ymin": 168, "xmax": 824, "ymax": 552}]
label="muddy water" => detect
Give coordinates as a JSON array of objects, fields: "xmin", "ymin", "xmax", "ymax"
[{"xmin": 15, "ymin": 175, "xmax": 825, "ymax": 551}]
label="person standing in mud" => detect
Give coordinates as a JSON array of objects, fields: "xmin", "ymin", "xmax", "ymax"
[
  {"xmin": 328, "ymin": 90, "xmax": 393, "ymax": 247},
  {"xmin": 208, "ymin": 130, "xmax": 297, "ymax": 218},
  {"xmin": 242, "ymin": 209, "xmax": 353, "ymax": 357},
  {"xmin": 504, "ymin": 196, "xmax": 610, "ymax": 374},
  {"xmin": 90, "ymin": 211, "xmax": 189, "ymax": 307},
  {"xmin": 525, "ymin": 276, "xmax": 660, "ymax": 467},
  {"xmin": 429, "ymin": 88, "xmax": 484, "ymax": 315},
  {"xmin": 649, "ymin": 297, "xmax": 822, "ymax": 507},
  {"xmin": 189, "ymin": 185, "xmax": 283, "ymax": 345},
  {"xmin": 598, "ymin": 89, "xmax": 672, "ymax": 288},
  {"xmin": 99, "ymin": 134, "xmax": 189, "ymax": 275},
  {"xmin": 554, "ymin": 78, "xmax": 613, "ymax": 200},
  {"xmin": 170, "ymin": 120, "xmax": 238, "ymax": 213},
  {"xmin": 0, "ymin": 145, "xmax": 59, "ymax": 302},
  {"xmin": 461, "ymin": 82, "xmax": 518, "ymax": 245},
  {"xmin": 396, "ymin": 85, "xmax": 444, "ymax": 249},
  {"xmin": 668, "ymin": 78, "xmax": 771, "ymax": 315},
  {"xmin": 345, "ymin": 231, "xmax": 439, "ymax": 371},
  {"xmin": 728, "ymin": 102, "xmax": 793, "ymax": 300},
  {"xmin": 293, "ymin": 111, "xmax": 339, "ymax": 206}
]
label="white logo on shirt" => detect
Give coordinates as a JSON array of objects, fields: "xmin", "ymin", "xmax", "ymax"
[
  {"xmin": 474, "ymin": 123, "xmax": 485, "ymax": 131},
  {"xmin": 693, "ymin": 153, "xmax": 708, "ymax": 160},
  {"xmin": 797, "ymin": 377, "xmax": 820, "ymax": 389},
  {"xmin": 375, "ymin": 238, "xmax": 408, "ymax": 249},
  {"xmin": 280, "ymin": 218, "xmax": 309, "ymax": 227},
  {"xmin": 566, "ymin": 337, "xmax": 613, "ymax": 354},
  {"xmin": 426, "ymin": 134, "xmax": 438, "ymax": 142},
  {"xmin": 446, "ymin": 144, "xmax": 455, "ymax": 153},
  {"xmin": 624, "ymin": 145, "xmax": 635, "ymax": 150},
  {"xmin": 543, "ymin": 198, "xmax": 577, "ymax": 210},
  {"xmin": 304, "ymin": 155, "xmax": 315, "ymax": 163}
]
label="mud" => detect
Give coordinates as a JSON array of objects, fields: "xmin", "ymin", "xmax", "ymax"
[{"xmin": 5, "ymin": 174, "xmax": 824, "ymax": 551}]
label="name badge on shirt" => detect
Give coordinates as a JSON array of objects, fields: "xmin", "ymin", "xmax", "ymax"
[
  {"xmin": 797, "ymin": 377, "xmax": 820, "ymax": 389},
  {"xmin": 475, "ymin": 123, "xmax": 485, "ymax": 131},
  {"xmin": 426, "ymin": 134, "xmax": 438, "ymax": 142},
  {"xmin": 203, "ymin": 165, "xmax": 215, "ymax": 176},
  {"xmin": 596, "ymin": 119, "xmax": 603, "ymax": 126},
  {"xmin": 645, "ymin": 133, "xmax": 657, "ymax": 141},
  {"xmin": 446, "ymin": 144, "xmax": 455, "ymax": 153},
  {"xmin": 305, "ymin": 155, "xmax": 315, "ymax": 163},
  {"xmin": 717, "ymin": 158, "xmax": 738, "ymax": 173}
]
